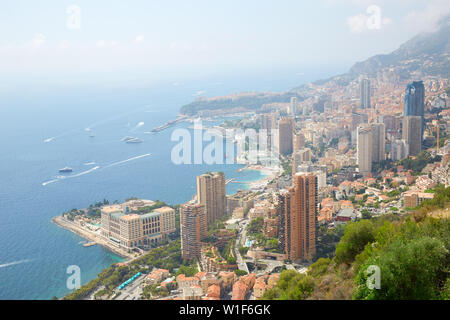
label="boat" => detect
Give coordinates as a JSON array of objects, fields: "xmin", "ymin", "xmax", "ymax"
[
  {"xmin": 126, "ymin": 138, "xmax": 143, "ymax": 143},
  {"xmin": 59, "ymin": 167, "xmax": 73, "ymax": 173}
]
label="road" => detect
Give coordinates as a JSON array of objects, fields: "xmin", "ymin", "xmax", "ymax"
[
  {"xmin": 114, "ymin": 274, "xmax": 145, "ymax": 300},
  {"xmin": 234, "ymin": 219, "xmax": 250, "ymax": 273}
]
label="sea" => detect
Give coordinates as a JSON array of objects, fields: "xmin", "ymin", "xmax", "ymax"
[{"xmin": 0, "ymin": 66, "xmax": 345, "ymax": 299}]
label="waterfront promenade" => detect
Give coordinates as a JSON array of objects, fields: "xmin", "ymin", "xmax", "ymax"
[{"xmin": 51, "ymin": 215, "xmax": 135, "ymax": 260}]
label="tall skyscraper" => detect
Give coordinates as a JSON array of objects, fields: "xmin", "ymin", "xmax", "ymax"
[
  {"xmin": 391, "ymin": 139, "xmax": 409, "ymax": 161},
  {"xmin": 404, "ymin": 81, "xmax": 425, "ymax": 117},
  {"xmin": 292, "ymin": 148, "xmax": 312, "ymax": 173},
  {"xmin": 402, "ymin": 116, "xmax": 422, "ymax": 156},
  {"xmin": 259, "ymin": 112, "xmax": 277, "ymax": 130},
  {"xmin": 360, "ymin": 78, "xmax": 371, "ymax": 109},
  {"xmin": 351, "ymin": 112, "xmax": 369, "ymax": 131},
  {"xmin": 370, "ymin": 123, "xmax": 386, "ymax": 163},
  {"xmin": 404, "ymin": 81, "xmax": 425, "ymax": 138},
  {"xmin": 357, "ymin": 125, "xmax": 372, "ymax": 174},
  {"xmin": 180, "ymin": 202, "xmax": 207, "ymax": 260},
  {"xmin": 278, "ymin": 117, "xmax": 295, "ymax": 156},
  {"xmin": 290, "ymin": 97, "xmax": 298, "ymax": 115},
  {"xmin": 196, "ymin": 172, "xmax": 226, "ymax": 225},
  {"xmin": 379, "ymin": 115, "xmax": 402, "ymax": 140},
  {"xmin": 278, "ymin": 173, "xmax": 317, "ymax": 262},
  {"xmin": 293, "ymin": 132, "xmax": 305, "ymax": 152}
]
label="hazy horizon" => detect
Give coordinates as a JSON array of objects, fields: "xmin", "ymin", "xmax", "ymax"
[{"xmin": 0, "ymin": 0, "xmax": 449, "ymax": 90}]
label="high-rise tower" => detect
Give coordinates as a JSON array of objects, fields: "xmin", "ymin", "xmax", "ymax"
[
  {"xmin": 180, "ymin": 202, "xmax": 207, "ymax": 260},
  {"xmin": 196, "ymin": 172, "xmax": 226, "ymax": 225}
]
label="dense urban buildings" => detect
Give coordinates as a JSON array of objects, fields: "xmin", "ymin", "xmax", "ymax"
[
  {"xmin": 180, "ymin": 202, "xmax": 207, "ymax": 260},
  {"xmin": 278, "ymin": 117, "xmax": 295, "ymax": 155},
  {"xmin": 404, "ymin": 81, "xmax": 425, "ymax": 138},
  {"xmin": 100, "ymin": 200, "xmax": 176, "ymax": 252},
  {"xmin": 196, "ymin": 172, "xmax": 226, "ymax": 225},
  {"xmin": 357, "ymin": 125, "xmax": 372, "ymax": 174},
  {"xmin": 279, "ymin": 173, "xmax": 318, "ymax": 262},
  {"xmin": 370, "ymin": 123, "xmax": 386, "ymax": 163},
  {"xmin": 402, "ymin": 116, "xmax": 422, "ymax": 156},
  {"xmin": 293, "ymin": 132, "xmax": 305, "ymax": 152},
  {"xmin": 290, "ymin": 97, "xmax": 298, "ymax": 115},
  {"xmin": 360, "ymin": 78, "xmax": 371, "ymax": 109},
  {"xmin": 391, "ymin": 139, "xmax": 409, "ymax": 161}
]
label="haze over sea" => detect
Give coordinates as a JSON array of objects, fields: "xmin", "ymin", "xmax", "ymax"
[{"xmin": 0, "ymin": 66, "xmax": 344, "ymax": 299}]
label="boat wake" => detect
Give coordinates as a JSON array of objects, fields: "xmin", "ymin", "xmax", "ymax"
[
  {"xmin": 42, "ymin": 166, "xmax": 100, "ymax": 186},
  {"xmin": 0, "ymin": 259, "xmax": 33, "ymax": 269},
  {"xmin": 42, "ymin": 154, "xmax": 151, "ymax": 186},
  {"xmin": 105, "ymin": 153, "xmax": 151, "ymax": 168}
]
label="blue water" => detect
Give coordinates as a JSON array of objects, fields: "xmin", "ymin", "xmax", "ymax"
[{"xmin": 0, "ymin": 67, "xmax": 344, "ymax": 299}]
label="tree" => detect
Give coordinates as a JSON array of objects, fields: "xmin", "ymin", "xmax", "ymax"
[
  {"xmin": 361, "ymin": 209, "xmax": 371, "ymax": 220},
  {"xmin": 334, "ymin": 220, "xmax": 375, "ymax": 265},
  {"xmin": 308, "ymin": 258, "xmax": 331, "ymax": 278},
  {"xmin": 175, "ymin": 265, "xmax": 197, "ymax": 277},
  {"xmin": 234, "ymin": 269, "xmax": 248, "ymax": 276},
  {"xmin": 354, "ymin": 237, "xmax": 448, "ymax": 300},
  {"xmin": 264, "ymin": 270, "xmax": 315, "ymax": 300}
]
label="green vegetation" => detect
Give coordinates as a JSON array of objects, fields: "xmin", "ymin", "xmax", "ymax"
[
  {"xmin": 64, "ymin": 240, "xmax": 189, "ymax": 300},
  {"xmin": 64, "ymin": 199, "xmax": 110, "ymax": 220},
  {"xmin": 315, "ymin": 224, "xmax": 345, "ymax": 259},
  {"xmin": 263, "ymin": 186, "xmax": 450, "ymax": 300},
  {"xmin": 398, "ymin": 151, "xmax": 441, "ymax": 174},
  {"xmin": 262, "ymin": 270, "xmax": 315, "ymax": 300},
  {"xmin": 180, "ymin": 93, "xmax": 303, "ymax": 116},
  {"xmin": 281, "ymin": 158, "xmax": 292, "ymax": 176},
  {"xmin": 334, "ymin": 220, "xmax": 375, "ymax": 265},
  {"xmin": 175, "ymin": 265, "xmax": 198, "ymax": 277},
  {"xmin": 247, "ymin": 217, "xmax": 264, "ymax": 236},
  {"xmin": 134, "ymin": 200, "xmax": 169, "ymax": 214},
  {"xmin": 238, "ymin": 246, "xmax": 249, "ymax": 256},
  {"xmin": 234, "ymin": 269, "xmax": 248, "ymax": 276}
]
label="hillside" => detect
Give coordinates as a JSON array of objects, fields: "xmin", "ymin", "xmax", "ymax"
[
  {"xmin": 180, "ymin": 16, "xmax": 449, "ymax": 116},
  {"xmin": 348, "ymin": 16, "xmax": 450, "ymax": 80},
  {"xmin": 179, "ymin": 91, "xmax": 303, "ymax": 116},
  {"xmin": 262, "ymin": 185, "xmax": 450, "ymax": 300}
]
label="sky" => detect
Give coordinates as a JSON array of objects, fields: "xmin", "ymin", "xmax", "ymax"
[{"xmin": 0, "ymin": 0, "xmax": 448, "ymax": 87}]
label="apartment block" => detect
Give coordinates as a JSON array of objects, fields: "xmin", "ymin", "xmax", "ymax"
[
  {"xmin": 197, "ymin": 172, "xmax": 226, "ymax": 225},
  {"xmin": 180, "ymin": 202, "xmax": 207, "ymax": 260},
  {"xmin": 100, "ymin": 203, "xmax": 175, "ymax": 252}
]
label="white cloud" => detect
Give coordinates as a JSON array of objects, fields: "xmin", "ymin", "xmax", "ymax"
[
  {"xmin": 96, "ymin": 40, "xmax": 106, "ymax": 48},
  {"xmin": 59, "ymin": 40, "xmax": 70, "ymax": 49},
  {"xmin": 403, "ymin": 0, "xmax": 450, "ymax": 33},
  {"xmin": 135, "ymin": 35, "xmax": 145, "ymax": 44},
  {"xmin": 347, "ymin": 5, "xmax": 392, "ymax": 33},
  {"xmin": 32, "ymin": 33, "xmax": 46, "ymax": 47},
  {"xmin": 347, "ymin": 14, "xmax": 367, "ymax": 33}
]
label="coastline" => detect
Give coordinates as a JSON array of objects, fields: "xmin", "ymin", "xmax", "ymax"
[
  {"xmin": 239, "ymin": 164, "xmax": 280, "ymax": 190},
  {"xmin": 51, "ymin": 215, "xmax": 134, "ymax": 260},
  {"xmin": 51, "ymin": 165, "xmax": 276, "ymax": 262}
]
